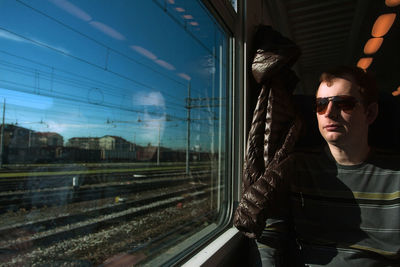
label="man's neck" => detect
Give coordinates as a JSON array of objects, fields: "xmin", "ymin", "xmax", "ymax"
[{"xmin": 326, "ymin": 143, "xmax": 370, "ymax": 166}]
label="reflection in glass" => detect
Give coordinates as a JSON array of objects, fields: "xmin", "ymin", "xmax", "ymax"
[{"xmin": 0, "ymin": 0, "xmax": 228, "ymax": 265}]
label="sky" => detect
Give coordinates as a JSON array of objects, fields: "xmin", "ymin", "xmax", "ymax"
[{"xmin": 0, "ymin": 0, "xmax": 228, "ymax": 152}]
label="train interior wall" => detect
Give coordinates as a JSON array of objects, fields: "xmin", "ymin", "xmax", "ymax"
[{"xmin": 210, "ymin": 0, "xmax": 400, "ymax": 265}]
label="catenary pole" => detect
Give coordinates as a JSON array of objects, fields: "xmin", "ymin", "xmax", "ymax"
[
  {"xmin": 0, "ymin": 99, "xmax": 5, "ymax": 168},
  {"xmin": 186, "ymin": 82, "xmax": 191, "ymax": 174}
]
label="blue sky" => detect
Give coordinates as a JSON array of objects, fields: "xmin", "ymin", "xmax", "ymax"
[{"xmin": 0, "ymin": 0, "xmax": 228, "ymax": 151}]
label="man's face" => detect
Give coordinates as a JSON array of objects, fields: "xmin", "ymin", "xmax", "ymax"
[{"xmin": 316, "ymin": 78, "xmax": 371, "ymax": 148}]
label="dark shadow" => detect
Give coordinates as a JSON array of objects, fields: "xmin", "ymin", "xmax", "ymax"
[
  {"xmin": 293, "ymin": 94, "xmax": 325, "ymax": 148},
  {"xmin": 291, "ymin": 153, "xmax": 367, "ymax": 265},
  {"xmin": 369, "ymin": 92, "xmax": 400, "ymax": 150}
]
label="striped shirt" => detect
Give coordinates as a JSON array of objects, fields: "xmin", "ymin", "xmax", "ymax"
[{"xmin": 261, "ymin": 148, "xmax": 400, "ymax": 266}]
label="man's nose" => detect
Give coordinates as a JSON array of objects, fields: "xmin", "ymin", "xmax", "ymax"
[{"xmin": 324, "ymin": 101, "xmax": 338, "ymax": 118}]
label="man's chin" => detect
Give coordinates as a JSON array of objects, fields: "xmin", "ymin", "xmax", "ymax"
[{"xmin": 322, "ymin": 133, "xmax": 344, "ymax": 145}]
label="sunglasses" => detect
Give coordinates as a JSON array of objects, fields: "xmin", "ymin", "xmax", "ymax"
[{"xmin": 315, "ymin": 95, "xmax": 360, "ymax": 115}]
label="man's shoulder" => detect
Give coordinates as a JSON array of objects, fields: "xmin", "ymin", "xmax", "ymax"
[
  {"xmin": 372, "ymin": 147, "xmax": 400, "ymax": 156},
  {"xmin": 284, "ymin": 147, "xmax": 328, "ymax": 169},
  {"xmin": 369, "ymin": 147, "xmax": 400, "ymax": 171},
  {"xmin": 290, "ymin": 146, "xmax": 325, "ymax": 159}
]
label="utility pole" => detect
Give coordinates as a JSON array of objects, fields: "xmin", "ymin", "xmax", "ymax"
[
  {"xmin": 217, "ymin": 44, "xmax": 223, "ymax": 213},
  {"xmin": 185, "ymin": 87, "xmax": 222, "ymax": 176},
  {"xmin": 0, "ymin": 99, "xmax": 5, "ymax": 168},
  {"xmin": 186, "ymin": 82, "xmax": 191, "ymax": 174},
  {"xmin": 157, "ymin": 124, "xmax": 160, "ymax": 165},
  {"xmin": 109, "ymin": 118, "xmax": 172, "ymax": 166}
]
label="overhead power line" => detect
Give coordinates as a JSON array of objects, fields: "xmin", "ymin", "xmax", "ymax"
[{"xmin": 15, "ymin": 0, "xmax": 188, "ymax": 88}]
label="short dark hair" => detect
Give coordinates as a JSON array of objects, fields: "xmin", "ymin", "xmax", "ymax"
[{"xmin": 319, "ymin": 65, "xmax": 379, "ymax": 105}]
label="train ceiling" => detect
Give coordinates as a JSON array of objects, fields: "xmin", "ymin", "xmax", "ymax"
[{"xmin": 266, "ymin": 0, "xmax": 400, "ymax": 96}]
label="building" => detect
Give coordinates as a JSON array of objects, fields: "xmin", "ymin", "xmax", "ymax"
[
  {"xmin": 66, "ymin": 137, "xmax": 100, "ymax": 150},
  {"xmin": 99, "ymin": 135, "xmax": 135, "ymax": 161},
  {"xmin": 33, "ymin": 132, "xmax": 63, "ymax": 147},
  {"xmin": 0, "ymin": 124, "xmax": 32, "ymax": 149}
]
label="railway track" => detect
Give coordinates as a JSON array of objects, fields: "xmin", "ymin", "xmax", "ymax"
[
  {"xmin": 0, "ymin": 184, "xmax": 210, "ymax": 252},
  {"xmin": 0, "ymin": 164, "xmax": 219, "ymax": 266},
  {"xmin": 0, "ymin": 166, "xmax": 212, "ymax": 192},
  {"xmin": 0, "ymin": 170, "xmax": 212, "ymax": 213}
]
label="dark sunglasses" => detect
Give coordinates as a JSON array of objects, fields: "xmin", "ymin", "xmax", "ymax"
[{"xmin": 315, "ymin": 95, "xmax": 360, "ymax": 115}]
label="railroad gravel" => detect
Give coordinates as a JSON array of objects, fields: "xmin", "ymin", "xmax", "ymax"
[{"xmin": 0, "ymin": 198, "xmax": 210, "ymax": 266}]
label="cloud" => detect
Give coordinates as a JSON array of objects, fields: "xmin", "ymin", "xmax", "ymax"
[
  {"xmin": 46, "ymin": 121, "xmax": 107, "ymax": 134},
  {"xmin": 177, "ymin": 73, "xmax": 191, "ymax": 81},
  {"xmin": 48, "ymin": 0, "xmax": 92, "ymax": 21},
  {"xmin": 0, "ymin": 29, "xmax": 28, "ymax": 43},
  {"xmin": 30, "ymin": 37, "xmax": 70, "ymax": 55},
  {"xmin": 133, "ymin": 91, "xmax": 166, "ymax": 106},
  {"xmin": 155, "ymin": 59, "xmax": 176, "ymax": 71},
  {"xmin": 130, "ymin": 45, "xmax": 175, "ymax": 71},
  {"xmin": 89, "ymin": 21, "xmax": 126, "ymax": 41},
  {"xmin": 183, "ymin": 15, "xmax": 194, "ymax": 19},
  {"xmin": 0, "ymin": 29, "xmax": 70, "ymax": 54},
  {"xmin": 0, "ymin": 88, "xmax": 53, "ymax": 110},
  {"xmin": 130, "ymin": 45, "xmax": 157, "ymax": 60},
  {"xmin": 130, "ymin": 45, "xmax": 176, "ymax": 70}
]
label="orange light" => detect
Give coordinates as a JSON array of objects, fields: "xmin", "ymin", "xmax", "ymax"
[
  {"xmin": 393, "ymin": 86, "xmax": 400, "ymax": 96},
  {"xmin": 363, "ymin": 37, "xmax": 384, "ymax": 54},
  {"xmin": 372, "ymin": 13, "xmax": 397, "ymax": 37},
  {"xmin": 357, "ymin": 58, "xmax": 373, "ymax": 69},
  {"xmin": 183, "ymin": 14, "xmax": 193, "ymax": 19},
  {"xmin": 385, "ymin": 0, "xmax": 400, "ymax": 7}
]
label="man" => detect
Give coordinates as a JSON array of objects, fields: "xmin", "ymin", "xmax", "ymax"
[
  {"xmin": 235, "ymin": 66, "xmax": 400, "ymax": 266},
  {"xmin": 316, "ymin": 67, "xmax": 378, "ymax": 165}
]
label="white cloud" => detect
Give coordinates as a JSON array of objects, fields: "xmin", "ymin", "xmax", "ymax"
[
  {"xmin": 155, "ymin": 59, "xmax": 176, "ymax": 71},
  {"xmin": 0, "ymin": 29, "xmax": 70, "ymax": 55},
  {"xmin": 130, "ymin": 45, "xmax": 157, "ymax": 60},
  {"xmin": 89, "ymin": 21, "xmax": 126, "ymax": 41},
  {"xmin": 48, "ymin": 0, "xmax": 92, "ymax": 21},
  {"xmin": 0, "ymin": 29, "xmax": 28, "ymax": 43},
  {"xmin": 133, "ymin": 91, "xmax": 166, "ymax": 106},
  {"xmin": 177, "ymin": 73, "xmax": 191, "ymax": 81},
  {"xmin": 30, "ymin": 37, "xmax": 70, "ymax": 55}
]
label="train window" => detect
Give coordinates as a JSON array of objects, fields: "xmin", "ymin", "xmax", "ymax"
[
  {"xmin": 0, "ymin": 0, "xmax": 232, "ymax": 265},
  {"xmin": 230, "ymin": 0, "xmax": 238, "ymax": 12}
]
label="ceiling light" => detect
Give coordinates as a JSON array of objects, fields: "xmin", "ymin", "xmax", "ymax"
[
  {"xmin": 183, "ymin": 15, "xmax": 193, "ymax": 19},
  {"xmin": 357, "ymin": 57, "xmax": 373, "ymax": 69},
  {"xmin": 392, "ymin": 86, "xmax": 400, "ymax": 96},
  {"xmin": 363, "ymin": 37, "xmax": 384, "ymax": 54},
  {"xmin": 385, "ymin": 0, "xmax": 400, "ymax": 7},
  {"xmin": 371, "ymin": 13, "xmax": 397, "ymax": 37}
]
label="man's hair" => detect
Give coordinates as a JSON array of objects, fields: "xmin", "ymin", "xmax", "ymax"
[{"xmin": 319, "ymin": 65, "xmax": 379, "ymax": 105}]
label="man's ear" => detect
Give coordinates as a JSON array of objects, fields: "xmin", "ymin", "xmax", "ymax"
[{"xmin": 366, "ymin": 102, "xmax": 379, "ymax": 125}]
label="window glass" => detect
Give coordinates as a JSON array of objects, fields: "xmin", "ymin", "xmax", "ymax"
[
  {"xmin": 0, "ymin": 0, "xmax": 229, "ymax": 265},
  {"xmin": 230, "ymin": 0, "xmax": 238, "ymax": 12}
]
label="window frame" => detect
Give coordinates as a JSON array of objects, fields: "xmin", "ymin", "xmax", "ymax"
[
  {"xmin": 0, "ymin": 0, "xmax": 246, "ymax": 265},
  {"xmin": 176, "ymin": 0, "xmax": 247, "ymax": 265}
]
